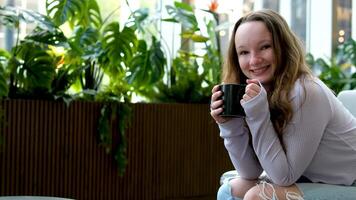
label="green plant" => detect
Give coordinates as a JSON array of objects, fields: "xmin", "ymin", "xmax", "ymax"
[
  {"xmin": 0, "ymin": 0, "xmax": 166, "ymax": 175},
  {"xmin": 97, "ymin": 101, "xmax": 131, "ymax": 176},
  {"xmin": 307, "ymin": 39, "xmax": 356, "ymax": 94},
  {"xmin": 0, "ymin": 50, "xmax": 9, "ymax": 98},
  {"xmin": 0, "ymin": 6, "xmax": 66, "ymax": 99},
  {"xmin": 152, "ymin": 1, "xmax": 222, "ymax": 103},
  {"xmin": 0, "ymin": 0, "xmax": 224, "ymax": 174}
]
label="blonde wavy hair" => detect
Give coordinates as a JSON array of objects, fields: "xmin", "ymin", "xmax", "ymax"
[{"xmin": 222, "ymin": 9, "xmax": 312, "ymax": 146}]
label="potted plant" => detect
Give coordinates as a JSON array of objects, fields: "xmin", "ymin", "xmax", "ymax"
[{"xmin": 0, "ymin": 1, "xmax": 233, "ymax": 199}]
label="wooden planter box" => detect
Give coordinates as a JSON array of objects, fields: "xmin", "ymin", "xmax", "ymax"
[{"xmin": 0, "ymin": 100, "xmax": 233, "ymax": 200}]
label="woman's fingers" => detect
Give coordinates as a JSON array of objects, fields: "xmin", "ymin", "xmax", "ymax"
[
  {"xmin": 242, "ymin": 79, "xmax": 261, "ymax": 102},
  {"xmin": 245, "ymin": 84, "xmax": 260, "ymax": 97},
  {"xmin": 211, "ymin": 84, "xmax": 221, "ymax": 93},
  {"xmin": 211, "ymin": 98, "xmax": 223, "ymax": 110},
  {"xmin": 210, "ymin": 84, "xmax": 228, "ymax": 124},
  {"xmin": 246, "ymin": 79, "xmax": 259, "ymax": 84}
]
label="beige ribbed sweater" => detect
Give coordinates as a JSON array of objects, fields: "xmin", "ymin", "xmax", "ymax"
[{"xmin": 219, "ymin": 77, "xmax": 356, "ymax": 186}]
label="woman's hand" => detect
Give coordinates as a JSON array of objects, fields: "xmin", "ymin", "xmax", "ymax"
[
  {"xmin": 210, "ymin": 85, "xmax": 229, "ymax": 124},
  {"xmin": 241, "ymin": 79, "xmax": 261, "ymax": 104}
]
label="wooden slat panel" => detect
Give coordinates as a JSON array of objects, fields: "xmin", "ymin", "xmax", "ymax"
[{"xmin": 0, "ymin": 100, "xmax": 233, "ymax": 200}]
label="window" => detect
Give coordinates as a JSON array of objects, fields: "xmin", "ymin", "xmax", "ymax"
[
  {"xmin": 0, "ymin": 0, "xmax": 46, "ymax": 50},
  {"xmin": 334, "ymin": 0, "xmax": 352, "ymax": 51},
  {"xmin": 263, "ymin": 0, "xmax": 279, "ymax": 11},
  {"xmin": 291, "ymin": 0, "xmax": 307, "ymax": 45},
  {"xmin": 0, "ymin": 0, "xmax": 7, "ymax": 50}
]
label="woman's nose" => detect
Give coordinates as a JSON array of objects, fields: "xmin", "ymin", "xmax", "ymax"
[{"xmin": 249, "ymin": 53, "xmax": 262, "ymax": 66}]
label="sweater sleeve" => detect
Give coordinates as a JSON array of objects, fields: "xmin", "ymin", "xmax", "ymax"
[
  {"xmin": 218, "ymin": 118, "xmax": 263, "ymax": 179},
  {"xmin": 242, "ymin": 78, "xmax": 332, "ymax": 186}
]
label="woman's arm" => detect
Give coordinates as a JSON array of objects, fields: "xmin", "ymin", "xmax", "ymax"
[
  {"xmin": 219, "ymin": 118, "xmax": 263, "ymax": 179},
  {"xmin": 242, "ymin": 78, "xmax": 332, "ymax": 186}
]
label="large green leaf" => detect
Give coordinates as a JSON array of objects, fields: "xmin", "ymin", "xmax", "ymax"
[
  {"xmin": 0, "ymin": 62, "xmax": 8, "ymax": 98},
  {"xmin": 126, "ymin": 8, "xmax": 149, "ymax": 33},
  {"xmin": 126, "ymin": 38, "xmax": 165, "ymax": 89},
  {"xmin": 80, "ymin": 0, "xmax": 102, "ymax": 28},
  {"xmin": 46, "ymin": 0, "xmax": 84, "ymax": 26},
  {"xmin": 102, "ymin": 23, "xmax": 138, "ymax": 74},
  {"xmin": 46, "ymin": 0, "xmax": 102, "ymax": 28},
  {"xmin": 25, "ymin": 27, "xmax": 68, "ymax": 46},
  {"xmin": 148, "ymin": 39, "xmax": 166, "ymax": 83},
  {"xmin": 165, "ymin": 2, "xmax": 199, "ymax": 31},
  {"xmin": 14, "ymin": 42, "xmax": 56, "ymax": 91},
  {"xmin": 0, "ymin": 6, "xmax": 57, "ymax": 31},
  {"xmin": 341, "ymin": 39, "xmax": 356, "ymax": 67},
  {"xmin": 68, "ymin": 26, "xmax": 100, "ymax": 56}
]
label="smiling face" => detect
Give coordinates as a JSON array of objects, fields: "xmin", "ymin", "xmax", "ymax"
[{"xmin": 235, "ymin": 21, "xmax": 276, "ymax": 86}]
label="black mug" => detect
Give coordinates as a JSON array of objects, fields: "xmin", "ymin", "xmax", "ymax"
[{"xmin": 219, "ymin": 83, "xmax": 246, "ymax": 117}]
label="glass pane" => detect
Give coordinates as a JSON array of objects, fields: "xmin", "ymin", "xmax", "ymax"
[
  {"xmin": 335, "ymin": 0, "xmax": 352, "ymax": 45},
  {"xmin": 291, "ymin": 0, "xmax": 307, "ymax": 46},
  {"xmin": 243, "ymin": 0, "xmax": 255, "ymax": 14},
  {"xmin": 263, "ymin": 0, "xmax": 279, "ymax": 11}
]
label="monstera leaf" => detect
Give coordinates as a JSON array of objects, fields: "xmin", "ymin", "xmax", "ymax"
[
  {"xmin": 341, "ymin": 39, "xmax": 356, "ymax": 67},
  {"xmin": 102, "ymin": 22, "xmax": 138, "ymax": 74},
  {"xmin": 164, "ymin": 1, "xmax": 199, "ymax": 31},
  {"xmin": 126, "ymin": 8, "xmax": 149, "ymax": 33},
  {"xmin": 0, "ymin": 50, "xmax": 10, "ymax": 98},
  {"xmin": 0, "ymin": 6, "xmax": 57, "ymax": 31},
  {"xmin": 0, "ymin": 62, "xmax": 9, "ymax": 98},
  {"xmin": 126, "ymin": 38, "xmax": 165, "ymax": 89},
  {"xmin": 25, "ymin": 27, "xmax": 68, "ymax": 46},
  {"xmin": 46, "ymin": 0, "xmax": 102, "ymax": 28},
  {"xmin": 12, "ymin": 42, "xmax": 55, "ymax": 92},
  {"xmin": 67, "ymin": 26, "xmax": 101, "ymax": 57}
]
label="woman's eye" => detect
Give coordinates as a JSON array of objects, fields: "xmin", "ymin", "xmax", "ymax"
[
  {"xmin": 239, "ymin": 51, "xmax": 248, "ymax": 55},
  {"xmin": 261, "ymin": 45, "xmax": 271, "ymax": 50}
]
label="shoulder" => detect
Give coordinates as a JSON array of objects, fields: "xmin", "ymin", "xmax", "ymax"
[
  {"xmin": 303, "ymin": 76, "xmax": 336, "ymax": 101},
  {"xmin": 291, "ymin": 76, "xmax": 334, "ymax": 100},
  {"xmin": 287, "ymin": 76, "xmax": 335, "ymax": 125},
  {"xmin": 291, "ymin": 76, "xmax": 335, "ymax": 115}
]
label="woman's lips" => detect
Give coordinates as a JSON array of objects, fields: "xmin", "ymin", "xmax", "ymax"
[{"xmin": 251, "ymin": 65, "xmax": 269, "ymax": 76}]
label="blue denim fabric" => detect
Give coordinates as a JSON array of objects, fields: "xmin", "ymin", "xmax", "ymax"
[
  {"xmin": 296, "ymin": 182, "xmax": 356, "ymax": 200},
  {"xmin": 217, "ymin": 181, "xmax": 242, "ymax": 200}
]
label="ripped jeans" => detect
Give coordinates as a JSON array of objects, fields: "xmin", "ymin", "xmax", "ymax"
[{"xmin": 217, "ymin": 179, "xmax": 356, "ymax": 200}]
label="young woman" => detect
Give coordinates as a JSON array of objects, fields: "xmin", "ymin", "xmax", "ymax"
[{"xmin": 210, "ymin": 9, "xmax": 356, "ymax": 200}]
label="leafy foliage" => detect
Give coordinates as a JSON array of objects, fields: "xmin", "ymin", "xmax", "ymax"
[
  {"xmin": 0, "ymin": 50, "xmax": 10, "ymax": 98},
  {"xmin": 165, "ymin": 2, "xmax": 199, "ymax": 31},
  {"xmin": 0, "ymin": 1, "xmax": 148, "ymax": 174},
  {"xmin": 96, "ymin": 98, "xmax": 131, "ymax": 176},
  {"xmin": 0, "ymin": 0, "xmax": 226, "ymax": 174},
  {"xmin": 127, "ymin": 38, "xmax": 165, "ymax": 91},
  {"xmin": 154, "ymin": 1, "xmax": 222, "ymax": 103},
  {"xmin": 102, "ymin": 23, "xmax": 138, "ymax": 72},
  {"xmin": 14, "ymin": 42, "xmax": 55, "ymax": 90},
  {"xmin": 0, "ymin": 6, "xmax": 57, "ymax": 31},
  {"xmin": 307, "ymin": 39, "xmax": 356, "ymax": 94},
  {"xmin": 46, "ymin": 0, "xmax": 102, "ymax": 28}
]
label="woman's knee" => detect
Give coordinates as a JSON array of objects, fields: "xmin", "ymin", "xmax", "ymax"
[
  {"xmin": 217, "ymin": 182, "xmax": 242, "ymax": 200},
  {"xmin": 244, "ymin": 182, "xmax": 303, "ymax": 200},
  {"xmin": 217, "ymin": 177, "xmax": 258, "ymax": 200},
  {"xmin": 229, "ymin": 177, "xmax": 258, "ymax": 197}
]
